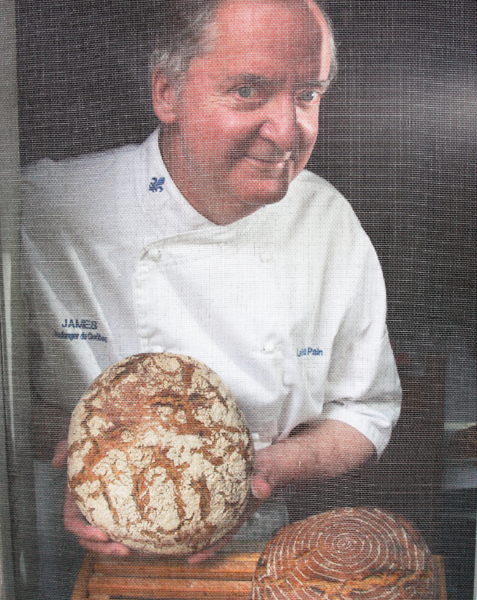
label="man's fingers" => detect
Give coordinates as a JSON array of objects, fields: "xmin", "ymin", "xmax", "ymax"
[
  {"xmin": 51, "ymin": 439, "xmax": 68, "ymax": 468},
  {"xmin": 187, "ymin": 508, "xmax": 252, "ymax": 565},
  {"xmin": 187, "ymin": 532, "xmax": 235, "ymax": 564},
  {"xmin": 77, "ymin": 537, "xmax": 130, "ymax": 557},
  {"xmin": 63, "ymin": 487, "xmax": 107, "ymax": 540},
  {"xmin": 63, "ymin": 486, "xmax": 130, "ymax": 556},
  {"xmin": 252, "ymin": 446, "xmax": 280, "ymax": 498},
  {"xmin": 188, "ymin": 494, "xmax": 263, "ymax": 564},
  {"xmin": 189, "ymin": 472, "xmax": 273, "ymax": 562}
]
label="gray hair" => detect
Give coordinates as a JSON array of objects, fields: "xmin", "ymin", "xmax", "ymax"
[{"xmin": 150, "ymin": 0, "xmax": 338, "ymax": 84}]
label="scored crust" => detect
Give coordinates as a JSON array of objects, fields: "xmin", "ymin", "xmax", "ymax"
[
  {"xmin": 67, "ymin": 352, "xmax": 255, "ymax": 555},
  {"xmin": 252, "ymin": 507, "xmax": 439, "ymax": 600}
]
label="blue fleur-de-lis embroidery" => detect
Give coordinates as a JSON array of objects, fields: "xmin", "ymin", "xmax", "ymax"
[{"xmin": 149, "ymin": 176, "xmax": 165, "ymax": 192}]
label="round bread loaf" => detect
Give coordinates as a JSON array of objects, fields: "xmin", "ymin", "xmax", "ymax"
[
  {"xmin": 252, "ymin": 507, "xmax": 439, "ymax": 600},
  {"xmin": 67, "ymin": 352, "xmax": 255, "ymax": 555}
]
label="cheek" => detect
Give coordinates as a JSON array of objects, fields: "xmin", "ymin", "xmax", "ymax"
[
  {"xmin": 302, "ymin": 108, "xmax": 320, "ymax": 144},
  {"xmin": 190, "ymin": 113, "xmax": 257, "ymax": 164},
  {"xmin": 297, "ymin": 111, "xmax": 320, "ymax": 160},
  {"xmin": 176, "ymin": 93, "xmax": 222, "ymax": 155}
]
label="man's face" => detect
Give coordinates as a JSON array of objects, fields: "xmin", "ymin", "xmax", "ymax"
[{"xmin": 154, "ymin": 0, "xmax": 332, "ymax": 224}]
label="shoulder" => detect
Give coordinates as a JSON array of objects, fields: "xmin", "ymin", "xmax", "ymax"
[
  {"xmin": 257, "ymin": 170, "xmax": 384, "ymax": 288},
  {"xmin": 21, "ymin": 132, "xmax": 161, "ymax": 242},
  {"xmin": 23, "ymin": 140, "xmax": 142, "ymax": 192},
  {"xmin": 21, "ymin": 132, "xmax": 157, "ymax": 218},
  {"xmin": 289, "ymin": 169, "xmax": 360, "ymax": 221},
  {"xmin": 271, "ymin": 169, "xmax": 369, "ymax": 247}
]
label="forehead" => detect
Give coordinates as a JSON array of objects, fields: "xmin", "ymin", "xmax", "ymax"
[{"xmin": 199, "ymin": 0, "xmax": 331, "ymax": 80}]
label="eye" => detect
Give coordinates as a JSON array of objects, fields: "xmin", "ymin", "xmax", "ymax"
[
  {"xmin": 236, "ymin": 85, "xmax": 258, "ymax": 99},
  {"xmin": 297, "ymin": 89, "xmax": 320, "ymax": 104}
]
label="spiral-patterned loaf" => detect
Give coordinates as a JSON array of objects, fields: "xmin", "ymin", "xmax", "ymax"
[
  {"xmin": 67, "ymin": 352, "xmax": 254, "ymax": 555},
  {"xmin": 252, "ymin": 507, "xmax": 439, "ymax": 600}
]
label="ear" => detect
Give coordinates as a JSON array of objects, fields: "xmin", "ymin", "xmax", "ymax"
[{"xmin": 151, "ymin": 69, "xmax": 179, "ymax": 124}]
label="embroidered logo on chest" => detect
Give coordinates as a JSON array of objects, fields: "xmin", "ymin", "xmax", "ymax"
[{"xmin": 149, "ymin": 177, "xmax": 165, "ymax": 192}]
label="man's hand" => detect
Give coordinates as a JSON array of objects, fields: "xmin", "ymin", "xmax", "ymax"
[
  {"xmin": 187, "ymin": 466, "xmax": 273, "ymax": 564},
  {"xmin": 51, "ymin": 439, "xmax": 68, "ymax": 468},
  {"xmin": 64, "ymin": 486, "xmax": 130, "ymax": 556},
  {"xmin": 251, "ymin": 419, "xmax": 376, "ymax": 491},
  {"xmin": 189, "ymin": 420, "xmax": 375, "ymax": 563},
  {"xmin": 52, "ymin": 440, "xmax": 130, "ymax": 557}
]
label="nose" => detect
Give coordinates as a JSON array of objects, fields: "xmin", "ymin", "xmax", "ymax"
[{"xmin": 259, "ymin": 93, "xmax": 298, "ymax": 152}]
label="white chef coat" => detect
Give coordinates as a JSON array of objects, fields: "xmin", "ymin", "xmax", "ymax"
[{"xmin": 22, "ymin": 129, "xmax": 401, "ymax": 456}]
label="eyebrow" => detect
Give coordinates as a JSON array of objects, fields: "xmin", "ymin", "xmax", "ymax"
[
  {"xmin": 314, "ymin": 79, "xmax": 331, "ymax": 93},
  {"xmin": 225, "ymin": 74, "xmax": 273, "ymax": 86},
  {"xmin": 225, "ymin": 73, "xmax": 331, "ymax": 93}
]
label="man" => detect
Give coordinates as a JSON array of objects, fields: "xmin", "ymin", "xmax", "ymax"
[{"xmin": 22, "ymin": 0, "xmax": 401, "ymax": 567}]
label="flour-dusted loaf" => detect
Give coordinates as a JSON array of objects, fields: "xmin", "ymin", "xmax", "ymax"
[
  {"xmin": 252, "ymin": 507, "xmax": 439, "ymax": 600},
  {"xmin": 67, "ymin": 352, "xmax": 255, "ymax": 555}
]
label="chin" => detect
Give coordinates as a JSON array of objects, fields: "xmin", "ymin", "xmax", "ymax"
[
  {"xmin": 240, "ymin": 178, "xmax": 291, "ymax": 208},
  {"xmin": 255, "ymin": 187, "xmax": 290, "ymax": 207}
]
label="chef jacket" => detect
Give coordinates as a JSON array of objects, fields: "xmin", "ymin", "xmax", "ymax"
[{"xmin": 22, "ymin": 130, "xmax": 401, "ymax": 455}]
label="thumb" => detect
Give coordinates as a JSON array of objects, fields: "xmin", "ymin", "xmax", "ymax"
[
  {"xmin": 251, "ymin": 473, "xmax": 272, "ymax": 500},
  {"xmin": 51, "ymin": 440, "xmax": 68, "ymax": 469}
]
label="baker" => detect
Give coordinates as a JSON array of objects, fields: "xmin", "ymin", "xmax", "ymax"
[{"xmin": 22, "ymin": 0, "xmax": 401, "ymax": 565}]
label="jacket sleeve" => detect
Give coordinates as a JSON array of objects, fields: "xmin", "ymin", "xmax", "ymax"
[{"xmin": 320, "ymin": 237, "xmax": 402, "ymax": 458}]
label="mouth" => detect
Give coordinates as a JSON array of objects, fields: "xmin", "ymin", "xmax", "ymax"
[{"xmin": 244, "ymin": 153, "xmax": 293, "ymax": 170}]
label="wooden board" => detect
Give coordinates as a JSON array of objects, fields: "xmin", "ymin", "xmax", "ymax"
[
  {"xmin": 71, "ymin": 546, "xmax": 263, "ymax": 600},
  {"xmin": 71, "ymin": 551, "xmax": 447, "ymax": 600}
]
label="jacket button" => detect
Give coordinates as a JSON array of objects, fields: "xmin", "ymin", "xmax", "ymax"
[
  {"xmin": 283, "ymin": 373, "xmax": 293, "ymax": 386},
  {"xmin": 148, "ymin": 248, "xmax": 161, "ymax": 262},
  {"xmin": 263, "ymin": 342, "xmax": 275, "ymax": 353}
]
